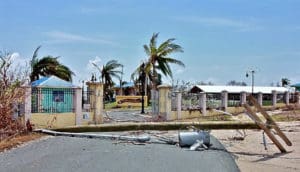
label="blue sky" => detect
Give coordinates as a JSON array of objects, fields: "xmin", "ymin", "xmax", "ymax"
[{"xmin": 1, "ymin": 0, "xmax": 300, "ymax": 86}]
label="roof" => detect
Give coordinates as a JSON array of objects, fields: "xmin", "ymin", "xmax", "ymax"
[
  {"xmin": 191, "ymin": 85, "xmax": 289, "ymax": 94},
  {"xmin": 291, "ymin": 83, "xmax": 300, "ymax": 87},
  {"xmin": 31, "ymin": 76, "xmax": 77, "ymax": 88},
  {"xmin": 115, "ymin": 82, "xmax": 135, "ymax": 88}
]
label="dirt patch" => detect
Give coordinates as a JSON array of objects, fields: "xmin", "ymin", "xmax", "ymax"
[
  {"xmin": 211, "ymin": 122, "xmax": 300, "ymax": 172},
  {"xmin": 0, "ymin": 133, "xmax": 44, "ymax": 152}
]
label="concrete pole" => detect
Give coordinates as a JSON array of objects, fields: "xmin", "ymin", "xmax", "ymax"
[
  {"xmin": 199, "ymin": 92, "xmax": 207, "ymax": 116},
  {"xmin": 296, "ymin": 92, "xmax": 300, "ymax": 106},
  {"xmin": 74, "ymin": 87, "xmax": 82, "ymax": 126},
  {"xmin": 257, "ymin": 92, "xmax": 263, "ymax": 106},
  {"xmin": 176, "ymin": 92, "xmax": 182, "ymax": 120},
  {"xmin": 221, "ymin": 91, "xmax": 228, "ymax": 111},
  {"xmin": 284, "ymin": 91, "xmax": 290, "ymax": 105},
  {"xmin": 86, "ymin": 82, "xmax": 104, "ymax": 124},
  {"xmin": 24, "ymin": 86, "xmax": 31, "ymax": 125},
  {"xmin": 158, "ymin": 85, "xmax": 172, "ymax": 121},
  {"xmin": 240, "ymin": 91, "xmax": 247, "ymax": 105},
  {"xmin": 272, "ymin": 90, "xmax": 277, "ymax": 108}
]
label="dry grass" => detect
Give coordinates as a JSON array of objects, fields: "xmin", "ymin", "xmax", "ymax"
[{"xmin": 0, "ymin": 133, "xmax": 44, "ymax": 152}]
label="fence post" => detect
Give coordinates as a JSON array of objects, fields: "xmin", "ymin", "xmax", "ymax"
[
  {"xmin": 284, "ymin": 91, "xmax": 290, "ymax": 105},
  {"xmin": 296, "ymin": 92, "xmax": 300, "ymax": 106},
  {"xmin": 221, "ymin": 90, "xmax": 228, "ymax": 111},
  {"xmin": 272, "ymin": 90, "xmax": 277, "ymax": 108},
  {"xmin": 158, "ymin": 85, "xmax": 172, "ymax": 120},
  {"xmin": 240, "ymin": 91, "xmax": 247, "ymax": 105},
  {"xmin": 74, "ymin": 87, "xmax": 82, "ymax": 125},
  {"xmin": 257, "ymin": 92, "xmax": 263, "ymax": 106},
  {"xmin": 176, "ymin": 92, "xmax": 182, "ymax": 119},
  {"xmin": 24, "ymin": 86, "xmax": 31, "ymax": 125},
  {"xmin": 87, "ymin": 82, "xmax": 104, "ymax": 124},
  {"xmin": 199, "ymin": 92, "xmax": 207, "ymax": 115}
]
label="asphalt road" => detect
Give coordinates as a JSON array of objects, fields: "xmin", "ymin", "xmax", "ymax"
[{"xmin": 0, "ymin": 134, "xmax": 239, "ymax": 172}]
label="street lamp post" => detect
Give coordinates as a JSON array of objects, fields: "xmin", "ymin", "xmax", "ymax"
[
  {"xmin": 246, "ymin": 70, "xmax": 255, "ymax": 95},
  {"xmin": 82, "ymin": 80, "xmax": 85, "ymax": 107},
  {"xmin": 140, "ymin": 63, "xmax": 146, "ymax": 114}
]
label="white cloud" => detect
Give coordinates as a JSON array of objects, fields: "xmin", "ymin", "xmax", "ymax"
[
  {"xmin": 10, "ymin": 52, "xmax": 29, "ymax": 67},
  {"xmin": 44, "ymin": 31, "xmax": 116, "ymax": 45},
  {"xmin": 174, "ymin": 16, "xmax": 262, "ymax": 32},
  {"xmin": 86, "ymin": 56, "xmax": 102, "ymax": 75}
]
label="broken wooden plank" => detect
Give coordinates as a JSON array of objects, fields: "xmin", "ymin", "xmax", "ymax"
[
  {"xmin": 243, "ymin": 103, "xmax": 287, "ymax": 153},
  {"xmin": 248, "ymin": 95, "xmax": 292, "ymax": 146}
]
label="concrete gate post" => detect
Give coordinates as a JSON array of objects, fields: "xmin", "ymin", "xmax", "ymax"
[
  {"xmin": 24, "ymin": 86, "xmax": 31, "ymax": 125},
  {"xmin": 221, "ymin": 90, "xmax": 228, "ymax": 111},
  {"xmin": 158, "ymin": 85, "xmax": 172, "ymax": 121},
  {"xmin": 257, "ymin": 92, "xmax": 263, "ymax": 106},
  {"xmin": 296, "ymin": 92, "xmax": 300, "ymax": 106},
  {"xmin": 74, "ymin": 87, "xmax": 82, "ymax": 125},
  {"xmin": 87, "ymin": 82, "xmax": 104, "ymax": 124},
  {"xmin": 199, "ymin": 92, "xmax": 207, "ymax": 116},
  {"xmin": 176, "ymin": 92, "xmax": 182, "ymax": 120},
  {"xmin": 272, "ymin": 90, "xmax": 277, "ymax": 108},
  {"xmin": 240, "ymin": 91, "xmax": 247, "ymax": 105},
  {"xmin": 284, "ymin": 91, "xmax": 290, "ymax": 105}
]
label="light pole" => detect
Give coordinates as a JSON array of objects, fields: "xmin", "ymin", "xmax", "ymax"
[
  {"xmin": 246, "ymin": 70, "xmax": 255, "ymax": 95},
  {"xmin": 82, "ymin": 80, "xmax": 85, "ymax": 107},
  {"xmin": 140, "ymin": 63, "xmax": 146, "ymax": 114}
]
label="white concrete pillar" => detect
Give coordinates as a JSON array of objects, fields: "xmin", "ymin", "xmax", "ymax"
[
  {"xmin": 221, "ymin": 91, "xmax": 228, "ymax": 111},
  {"xmin": 284, "ymin": 91, "xmax": 290, "ymax": 105},
  {"xmin": 176, "ymin": 92, "xmax": 182, "ymax": 119},
  {"xmin": 272, "ymin": 90, "xmax": 277, "ymax": 108},
  {"xmin": 24, "ymin": 86, "xmax": 31, "ymax": 125},
  {"xmin": 87, "ymin": 82, "xmax": 104, "ymax": 124},
  {"xmin": 158, "ymin": 85, "xmax": 172, "ymax": 120},
  {"xmin": 240, "ymin": 91, "xmax": 247, "ymax": 105},
  {"xmin": 199, "ymin": 92, "xmax": 207, "ymax": 115},
  {"xmin": 296, "ymin": 92, "xmax": 300, "ymax": 105},
  {"xmin": 74, "ymin": 87, "xmax": 82, "ymax": 125},
  {"xmin": 257, "ymin": 92, "xmax": 263, "ymax": 106}
]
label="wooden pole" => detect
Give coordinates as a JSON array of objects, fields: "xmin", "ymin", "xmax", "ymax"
[
  {"xmin": 243, "ymin": 103, "xmax": 287, "ymax": 153},
  {"xmin": 248, "ymin": 95, "xmax": 292, "ymax": 146}
]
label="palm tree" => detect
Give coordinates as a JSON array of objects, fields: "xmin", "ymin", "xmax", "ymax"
[
  {"xmin": 30, "ymin": 46, "xmax": 74, "ymax": 82},
  {"xmin": 143, "ymin": 33, "xmax": 184, "ymax": 89},
  {"xmin": 281, "ymin": 78, "xmax": 290, "ymax": 87},
  {"xmin": 92, "ymin": 60, "xmax": 123, "ymax": 100}
]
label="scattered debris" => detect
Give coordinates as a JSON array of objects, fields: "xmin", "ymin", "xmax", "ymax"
[{"xmin": 190, "ymin": 140, "xmax": 209, "ymax": 151}]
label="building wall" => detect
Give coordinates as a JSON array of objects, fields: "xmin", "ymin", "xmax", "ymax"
[
  {"xmin": 31, "ymin": 113, "xmax": 75, "ymax": 128},
  {"xmin": 32, "ymin": 87, "xmax": 74, "ymax": 113},
  {"xmin": 41, "ymin": 88, "xmax": 73, "ymax": 113}
]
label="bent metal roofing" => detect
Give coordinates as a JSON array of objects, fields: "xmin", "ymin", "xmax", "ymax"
[
  {"xmin": 31, "ymin": 76, "xmax": 77, "ymax": 88},
  {"xmin": 192, "ymin": 85, "xmax": 289, "ymax": 94}
]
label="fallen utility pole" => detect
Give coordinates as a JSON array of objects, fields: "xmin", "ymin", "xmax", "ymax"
[
  {"xmin": 243, "ymin": 95, "xmax": 292, "ymax": 153},
  {"xmin": 52, "ymin": 121, "xmax": 260, "ymax": 133}
]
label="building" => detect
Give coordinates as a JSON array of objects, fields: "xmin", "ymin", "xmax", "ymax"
[
  {"xmin": 31, "ymin": 76, "xmax": 78, "ymax": 113},
  {"xmin": 114, "ymin": 82, "xmax": 137, "ymax": 96}
]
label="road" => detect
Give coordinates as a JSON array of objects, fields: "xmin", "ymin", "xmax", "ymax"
[{"xmin": 0, "ymin": 133, "xmax": 239, "ymax": 172}]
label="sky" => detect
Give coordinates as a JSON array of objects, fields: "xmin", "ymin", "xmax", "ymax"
[{"xmin": 1, "ymin": 0, "xmax": 300, "ymax": 86}]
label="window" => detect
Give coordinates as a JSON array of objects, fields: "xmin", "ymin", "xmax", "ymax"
[{"xmin": 53, "ymin": 91, "xmax": 64, "ymax": 102}]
